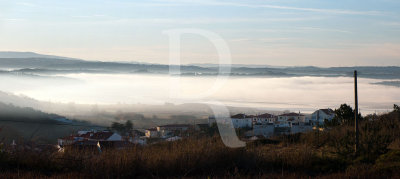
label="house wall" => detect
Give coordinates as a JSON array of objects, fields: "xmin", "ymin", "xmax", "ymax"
[
  {"xmin": 159, "ymin": 130, "xmax": 173, "ymax": 138},
  {"xmin": 252, "ymin": 125, "xmax": 275, "ymax": 138},
  {"xmin": 291, "ymin": 125, "xmax": 313, "ymax": 134},
  {"xmin": 232, "ymin": 118, "xmax": 252, "ymax": 128},
  {"xmin": 253, "ymin": 117, "xmax": 276, "ymax": 125},
  {"xmin": 278, "ymin": 115, "xmax": 305, "ymax": 123},
  {"xmin": 311, "ymin": 110, "xmax": 335, "ymax": 125},
  {"xmin": 145, "ymin": 130, "xmax": 159, "ymax": 138},
  {"xmin": 274, "ymin": 122, "xmax": 291, "ymax": 128}
]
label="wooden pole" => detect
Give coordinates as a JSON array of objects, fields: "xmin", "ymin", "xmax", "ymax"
[{"xmin": 354, "ymin": 70, "xmax": 359, "ymax": 155}]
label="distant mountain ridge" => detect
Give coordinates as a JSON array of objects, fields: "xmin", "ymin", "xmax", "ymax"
[
  {"xmin": 0, "ymin": 51, "xmax": 78, "ymax": 60},
  {"xmin": 0, "ymin": 51, "xmax": 400, "ymax": 80}
]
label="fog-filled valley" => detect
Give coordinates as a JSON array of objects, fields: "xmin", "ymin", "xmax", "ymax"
[{"xmin": 0, "ymin": 52, "xmax": 399, "ymax": 143}]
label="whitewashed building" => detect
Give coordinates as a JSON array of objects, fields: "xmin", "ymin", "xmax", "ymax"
[
  {"xmin": 276, "ymin": 112, "xmax": 305, "ymax": 127},
  {"xmin": 145, "ymin": 128, "xmax": 159, "ymax": 138},
  {"xmin": 310, "ymin": 109, "xmax": 335, "ymax": 125},
  {"xmin": 231, "ymin": 114, "xmax": 253, "ymax": 128},
  {"xmin": 157, "ymin": 124, "xmax": 191, "ymax": 138},
  {"xmin": 253, "ymin": 113, "xmax": 276, "ymax": 125}
]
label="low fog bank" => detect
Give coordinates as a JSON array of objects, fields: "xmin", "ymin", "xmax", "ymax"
[
  {"xmin": 0, "ymin": 90, "xmax": 277, "ymax": 128},
  {"xmin": 0, "ymin": 91, "xmax": 281, "ymax": 144},
  {"xmin": 1, "ymin": 72, "xmax": 398, "ymax": 114}
]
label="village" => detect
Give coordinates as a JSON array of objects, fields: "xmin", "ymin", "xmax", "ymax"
[{"xmin": 57, "ymin": 108, "xmax": 335, "ymax": 151}]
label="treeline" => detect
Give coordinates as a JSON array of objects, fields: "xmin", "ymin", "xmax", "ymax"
[{"xmin": 109, "ymin": 120, "xmax": 133, "ymax": 135}]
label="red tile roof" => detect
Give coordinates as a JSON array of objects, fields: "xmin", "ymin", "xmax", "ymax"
[
  {"xmin": 79, "ymin": 131, "xmax": 115, "ymax": 140},
  {"xmin": 256, "ymin": 113, "xmax": 275, "ymax": 118},
  {"xmin": 231, "ymin": 114, "xmax": 253, "ymax": 119},
  {"xmin": 279, "ymin": 113, "xmax": 304, "ymax": 117},
  {"xmin": 90, "ymin": 132, "xmax": 115, "ymax": 140}
]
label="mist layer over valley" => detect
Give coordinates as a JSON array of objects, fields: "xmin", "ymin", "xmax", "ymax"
[{"xmin": 0, "ymin": 52, "xmax": 399, "ymax": 132}]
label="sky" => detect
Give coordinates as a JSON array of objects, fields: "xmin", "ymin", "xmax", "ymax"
[{"xmin": 0, "ymin": 0, "xmax": 400, "ymax": 66}]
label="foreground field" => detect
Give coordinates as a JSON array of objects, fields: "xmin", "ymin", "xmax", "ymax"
[{"xmin": 1, "ymin": 109, "xmax": 400, "ymax": 178}]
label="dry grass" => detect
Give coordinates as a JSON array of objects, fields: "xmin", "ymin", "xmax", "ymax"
[{"xmin": 1, "ymin": 111, "xmax": 400, "ymax": 178}]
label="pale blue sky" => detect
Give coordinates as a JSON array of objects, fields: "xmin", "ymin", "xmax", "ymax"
[{"xmin": 0, "ymin": 0, "xmax": 400, "ymax": 66}]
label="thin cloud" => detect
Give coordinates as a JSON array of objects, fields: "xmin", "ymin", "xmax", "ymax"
[
  {"xmin": 69, "ymin": 17, "xmax": 323, "ymax": 25},
  {"xmin": 381, "ymin": 22, "xmax": 400, "ymax": 27},
  {"xmin": 154, "ymin": 0, "xmax": 384, "ymax": 16},
  {"xmin": 226, "ymin": 27, "xmax": 351, "ymax": 34},
  {"xmin": 3, "ymin": 18, "xmax": 26, "ymax": 21},
  {"xmin": 71, "ymin": 14, "xmax": 109, "ymax": 19},
  {"xmin": 16, "ymin": 2, "xmax": 37, "ymax": 7},
  {"xmin": 296, "ymin": 27, "xmax": 352, "ymax": 33}
]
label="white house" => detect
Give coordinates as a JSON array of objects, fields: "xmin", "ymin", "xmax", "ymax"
[
  {"xmin": 231, "ymin": 114, "xmax": 253, "ymax": 128},
  {"xmin": 145, "ymin": 128, "xmax": 159, "ymax": 138},
  {"xmin": 310, "ymin": 109, "xmax": 335, "ymax": 125},
  {"xmin": 253, "ymin": 113, "xmax": 276, "ymax": 125},
  {"xmin": 58, "ymin": 135, "xmax": 77, "ymax": 146},
  {"xmin": 156, "ymin": 124, "xmax": 191, "ymax": 138},
  {"xmin": 276, "ymin": 112, "xmax": 305, "ymax": 127}
]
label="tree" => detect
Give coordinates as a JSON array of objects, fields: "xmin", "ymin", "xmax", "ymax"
[
  {"xmin": 324, "ymin": 118, "xmax": 340, "ymax": 127},
  {"xmin": 328, "ymin": 104, "xmax": 362, "ymax": 126},
  {"xmin": 394, "ymin": 104, "xmax": 400, "ymax": 113},
  {"xmin": 125, "ymin": 120, "xmax": 133, "ymax": 131},
  {"xmin": 111, "ymin": 122, "xmax": 125, "ymax": 133},
  {"xmin": 111, "ymin": 121, "xmax": 134, "ymax": 135}
]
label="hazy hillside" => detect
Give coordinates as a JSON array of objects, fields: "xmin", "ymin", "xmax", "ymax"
[
  {"xmin": 0, "ymin": 102, "xmax": 103, "ymax": 144},
  {"xmin": 0, "ymin": 102, "xmax": 62, "ymax": 123}
]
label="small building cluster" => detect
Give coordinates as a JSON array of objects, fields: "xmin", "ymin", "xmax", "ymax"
[
  {"xmin": 57, "ymin": 130, "xmax": 144, "ymax": 150},
  {"xmin": 208, "ymin": 109, "xmax": 336, "ymax": 138},
  {"xmin": 58, "ymin": 124, "xmax": 194, "ymax": 150},
  {"xmin": 145, "ymin": 124, "xmax": 191, "ymax": 139},
  {"xmin": 57, "ymin": 109, "xmax": 336, "ymax": 150}
]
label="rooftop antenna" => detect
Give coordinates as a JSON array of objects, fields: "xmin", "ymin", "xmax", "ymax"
[{"xmin": 354, "ymin": 70, "xmax": 359, "ymax": 155}]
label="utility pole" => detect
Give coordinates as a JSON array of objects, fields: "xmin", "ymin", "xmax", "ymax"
[
  {"xmin": 354, "ymin": 70, "xmax": 359, "ymax": 155},
  {"xmin": 317, "ymin": 110, "xmax": 320, "ymax": 145}
]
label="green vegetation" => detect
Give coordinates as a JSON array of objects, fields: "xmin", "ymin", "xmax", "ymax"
[
  {"xmin": 110, "ymin": 120, "xmax": 133, "ymax": 135},
  {"xmin": 324, "ymin": 103, "xmax": 363, "ymax": 127},
  {"xmin": 0, "ymin": 104, "xmax": 400, "ymax": 178}
]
